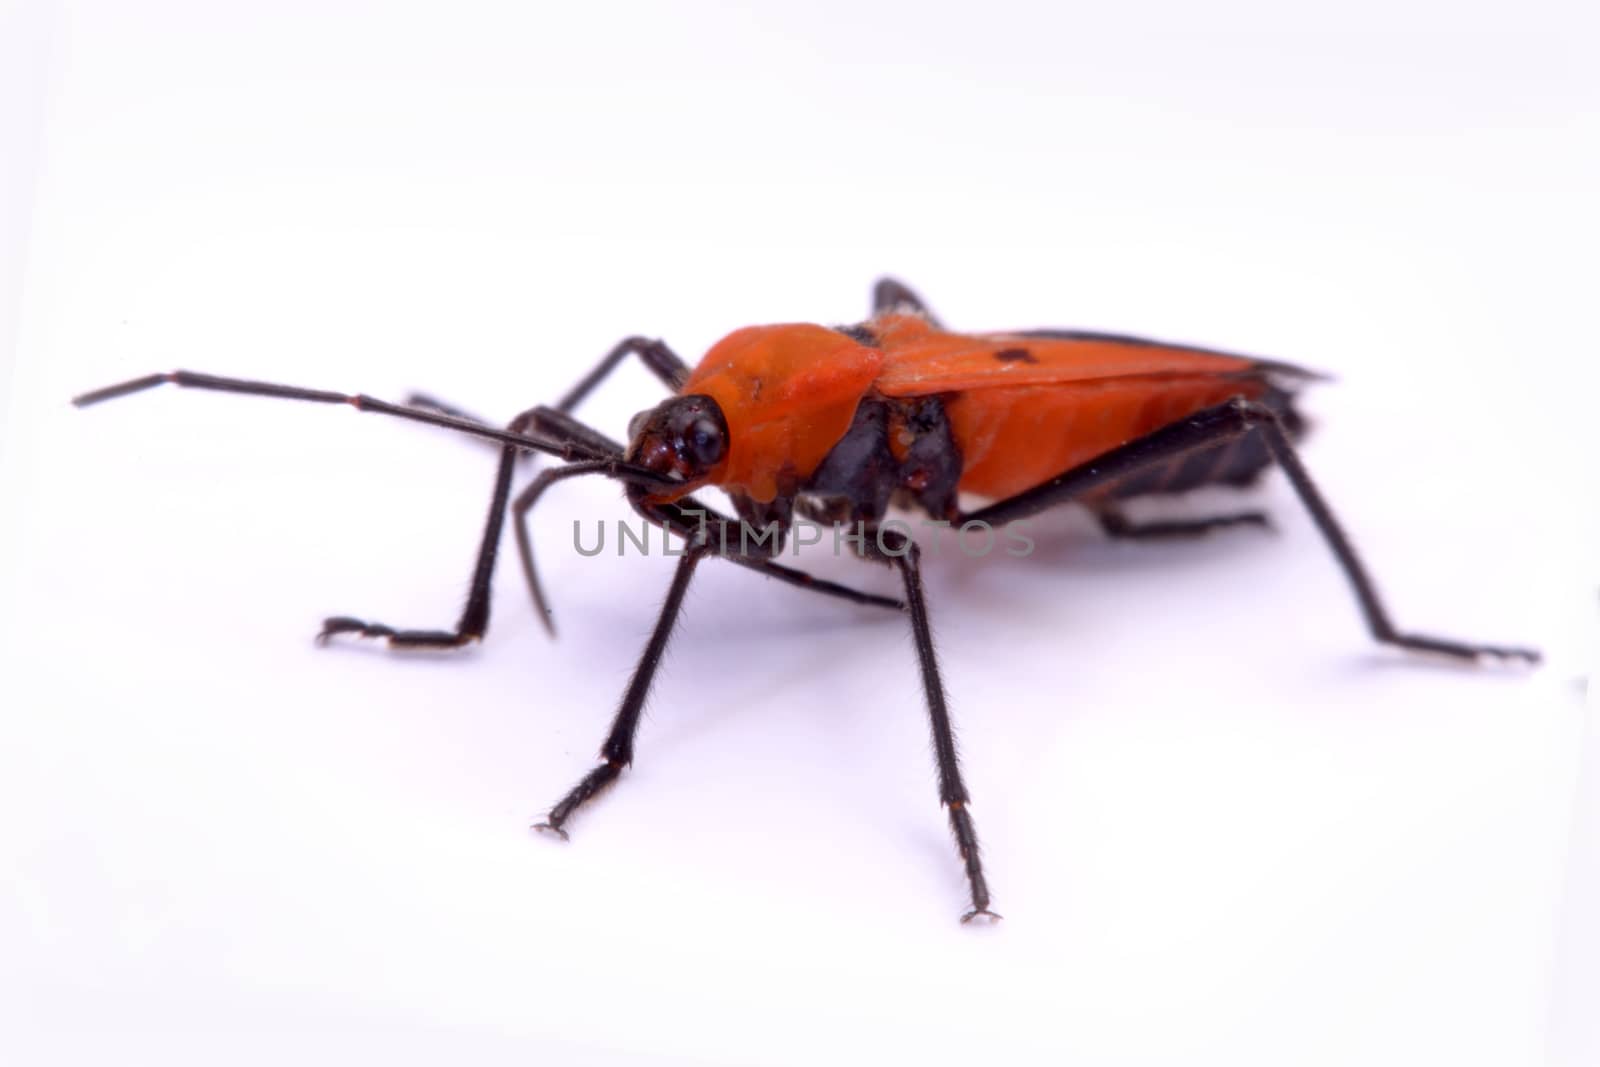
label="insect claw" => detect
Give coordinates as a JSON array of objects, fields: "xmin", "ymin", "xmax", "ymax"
[
  {"xmin": 536, "ymin": 609, "xmax": 558, "ymax": 641},
  {"xmin": 316, "ymin": 616, "xmax": 393, "ymax": 644},
  {"xmin": 960, "ymin": 907, "xmax": 1003, "ymax": 925},
  {"xmin": 532, "ymin": 821, "xmax": 570, "ymax": 842},
  {"xmin": 1483, "ymin": 645, "xmax": 1542, "ymax": 666}
]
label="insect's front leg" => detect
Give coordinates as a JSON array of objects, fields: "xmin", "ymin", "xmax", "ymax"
[
  {"xmin": 327, "ymin": 337, "xmax": 692, "ymax": 646},
  {"xmin": 69, "ymin": 372, "xmax": 582, "ymax": 652},
  {"xmin": 321, "ymin": 393, "xmax": 635, "ymax": 649},
  {"xmin": 533, "ymin": 536, "xmax": 711, "ymax": 839},
  {"xmin": 530, "ymin": 506, "xmax": 890, "ymax": 847},
  {"xmin": 319, "ymin": 396, "xmax": 675, "ymax": 650},
  {"xmin": 316, "ymin": 406, "xmax": 590, "ymax": 649},
  {"xmin": 857, "ymin": 524, "xmax": 999, "ymax": 923},
  {"xmin": 318, "ymin": 439, "xmax": 520, "ymax": 649}
]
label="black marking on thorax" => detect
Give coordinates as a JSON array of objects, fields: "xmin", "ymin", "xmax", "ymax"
[{"xmin": 803, "ymin": 393, "xmax": 963, "ymax": 524}]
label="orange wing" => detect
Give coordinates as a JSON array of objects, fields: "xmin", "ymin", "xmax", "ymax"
[
  {"xmin": 864, "ymin": 314, "xmax": 1322, "ymax": 500},
  {"xmin": 870, "ymin": 313, "xmax": 1315, "ymax": 397}
]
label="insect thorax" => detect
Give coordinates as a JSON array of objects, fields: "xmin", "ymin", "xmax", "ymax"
[{"xmin": 726, "ymin": 393, "xmax": 962, "ymax": 551}]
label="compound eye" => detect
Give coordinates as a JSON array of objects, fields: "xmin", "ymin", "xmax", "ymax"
[{"xmin": 683, "ymin": 416, "xmax": 725, "ymax": 467}]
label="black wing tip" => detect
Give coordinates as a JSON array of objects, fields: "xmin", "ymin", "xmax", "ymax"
[{"xmin": 1252, "ymin": 358, "xmax": 1335, "ymax": 389}]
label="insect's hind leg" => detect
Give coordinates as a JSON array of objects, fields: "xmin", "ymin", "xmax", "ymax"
[
  {"xmin": 1094, "ymin": 505, "xmax": 1271, "ymax": 540},
  {"xmin": 963, "ymin": 397, "xmax": 1540, "ymax": 665}
]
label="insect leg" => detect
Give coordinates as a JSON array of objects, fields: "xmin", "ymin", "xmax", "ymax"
[
  {"xmin": 863, "ymin": 525, "xmax": 999, "ymax": 923},
  {"xmin": 341, "ymin": 339, "xmax": 683, "ymax": 640},
  {"xmin": 313, "ymin": 400, "xmax": 647, "ymax": 648},
  {"xmin": 511, "ymin": 459, "xmax": 636, "ymax": 637},
  {"xmin": 534, "ymin": 540, "xmax": 710, "ymax": 839},
  {"xmin": 871, "ymin": 277, "xmax": 945, "ymax": 329},
  {"xmin": 401, "ymin": 333, "xmax": 686, "ymax": 453},
  {"xmin": 1095, "ymin": 506, "xmax": 1271, "ymax": 540},
  {"xmin": 318, "ymin": 440, "xmax": 522, "ymax": 648},
  {"xmin": 965, "ymin": 398, "xmax": 1540, "ymax": 664},
  {"xmin": 555, "ymin": 336, "xmax": 690, "ymax": 413}
]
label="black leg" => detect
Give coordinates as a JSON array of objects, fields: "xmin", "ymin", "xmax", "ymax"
[
  {"xmin": 535, "ymin": 540, "xmax": 710, "ymax": 838},
  {"xmin": 403, "ymin": 332, "xmax": 689, "ymax": 453},
  {"xmin": 872, "ymin": 277, "xmax": 945, "ymax": 329},
  {"xmin": 312, "ymin": 400, "xmax": 603, "ymax": 649},
  {"xmin": 316, "ymin": 400, "xmax": 704, "ymax": 647},
  {"xmin": 318, "ymin": 442, "xmax": 521, "ymax": 648},
  {"xmin": 313, "ymin": 397, "xmax": 655, "ymax": 648},
  {"xmin": 966, "ymin": 397, "xmax": 1540, "ymax": 664},
  {"xmin": 72, "ymin": 372, "xmax": 641, "ymax": 651},
  {"xmin": 555, "ymin": 336, "xmax": 689, "ymax": 414},
  {"xmin": 510, "ymin": 459, "xmax": 640, "ymax": 637},
  {"xmin": 1096, "ymin": 506, "xmax": 1271, "ymax": 540},
  {"xmin": 865, "ymin": 526, "xmax": 998, "ymax": 923}
]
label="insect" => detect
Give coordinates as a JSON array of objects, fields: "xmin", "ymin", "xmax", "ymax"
[{"xmin": 74, "ymin": 277, "xmax": 1539, "ymax": 922}]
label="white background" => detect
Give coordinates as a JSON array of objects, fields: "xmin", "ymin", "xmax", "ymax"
[{"xmin": 3, "ymin": 2, "xmax": 1596, "ymax": 1064}]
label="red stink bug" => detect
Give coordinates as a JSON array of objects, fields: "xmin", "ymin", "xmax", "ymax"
[{"xmin": 73, "ymin": 277, "xmax": 1540, "ymax": 922}]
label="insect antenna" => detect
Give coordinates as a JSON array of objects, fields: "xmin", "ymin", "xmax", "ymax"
[{"xmin": 72, "ymin": 369, "xmax": 579, "ymax": 461}]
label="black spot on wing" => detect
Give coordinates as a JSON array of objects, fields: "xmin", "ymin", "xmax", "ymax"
[{"xmin": 993, "ymin": 347, "xmax": 1038, "ymax": 364}]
